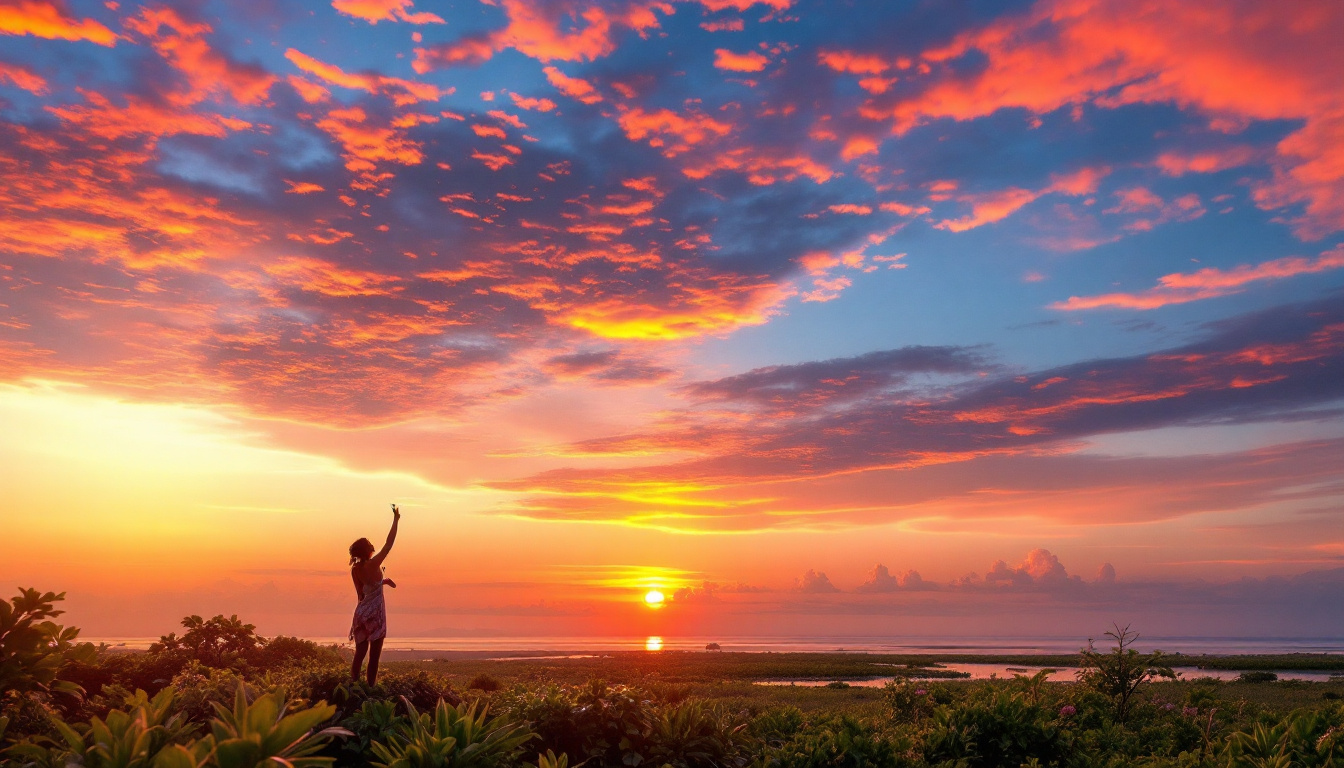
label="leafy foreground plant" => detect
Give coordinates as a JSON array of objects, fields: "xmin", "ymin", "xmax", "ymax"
[
  {"xmin": 0, "ymin": 589, "xmax": 97, "ymax": 717},
  {"xmin": 3, "ymin": 685, "xmax": 350, "ymax": 768},
  {"xmin": 368, "ymin": 698, "xmax": 533, "ymax": 768}
]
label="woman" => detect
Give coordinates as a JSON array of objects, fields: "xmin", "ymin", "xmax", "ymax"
[{"xmin": 349, "ymin": 504, "xmax": 399, "ymax": 685}]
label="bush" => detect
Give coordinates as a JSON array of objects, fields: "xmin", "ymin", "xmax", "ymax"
[
  {"xmin": 922, "ymin": 688, "xmax": 1069, "ymax": 768},
  {"xmin": 0, "ymin": 588, "xmax": 97, "ymax": 721},
  {"xmin": 469, "ymin": 674, "xmax": 502, "ymax": 692},
  {"xmin": 1236, "ymin": 671, "xmax": 1279, "ymax": 683},
  {"xmin": 756, "ymin": 714, "xmax": 910, "ymax": 768},
  {"xmin": 368, "ymin": 699, "xmax": 533, "ymax": 768},
  {"xmin": 1078, "ymin": 624, "xmax": 1175, "ymax": 723}
]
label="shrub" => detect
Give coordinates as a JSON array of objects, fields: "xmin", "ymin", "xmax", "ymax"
[
  {"xmin": 756, "ymin": 714, "xmax": 908, "ymax": 768},
  {"xmin": 649, "ymin": 700, "xmax": 750, "ymax": 768},
  {"xmin": 379, "ymin": 670, "xmax": 461, "ymax": 711},
  {"xmin": 1078, "ymin": 624, "xmax": 1175, "ymax": 723},
  {"xmin": 0, "ymin": 588, "xmax": 97, "ymax": 719},
  {"xmin": 368, "ymin": 698, "xmax": 534, "ymax": 768},
  {"xmin": 468, "ymin": 674, "xmax": 502, "ymax": 692},
  {"xmin": 151, "ymin": 615, "xmax": 262, "ymax": 670},
  {"xmin": 1237, "ymin": 671, "xmax": 1278, "ymax": 683},
  {"xmin": 335, "ymin": 698, "xmax": 407, "ymax": 767},
  {"xmin": 882, "ymin": 679, "xmax": 937, "ymax": 725},
  {"xmin": 922, "ymin": 689, "xmax": 1069, "ymax": 768}
]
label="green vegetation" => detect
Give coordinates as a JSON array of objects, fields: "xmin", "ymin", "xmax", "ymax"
[{"xmin": 3, "ymin": 588, "xmax": 1343, "ymax": 768}]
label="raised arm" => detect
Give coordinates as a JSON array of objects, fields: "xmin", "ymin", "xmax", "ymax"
[{"xmin": 372, "ymin": 504, "xmax": 400, "ymax": 565}]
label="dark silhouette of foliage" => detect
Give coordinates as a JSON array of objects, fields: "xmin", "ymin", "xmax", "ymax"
[{"xmin": 0, "ymin": 588, "xmax": 97, "ymax": 717}]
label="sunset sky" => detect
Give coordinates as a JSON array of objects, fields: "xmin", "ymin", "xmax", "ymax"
[{"xmin": 2, "ymin": 0, "xmax": 1342, "ymax": 642}]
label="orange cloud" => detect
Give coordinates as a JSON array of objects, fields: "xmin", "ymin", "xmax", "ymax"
[
  {"xmin": 681, "ymin": 148, "xmax": 833, "ymax": 185},
  {"xmin": 863, "ymin": 0, "xmax": 1344, "ymax": 238},
  {"xmin": 559, "ymin": 272, "xmax": 790, "ymax": 340},
  {"xmin": 47, "ymin": 89, "xmax": 251, "ymax": 140},
  {"xmin": 617, "ymin": 107, "xmax": 732, "ymax": 156},
  {"xmin": 509, "ymin": 92, "xmax": 556, "ymax": 111},
  {"xmin": 935, "ymin": 167, "xmax": 1107, "ymax": 232},
  {"xmin": 827, "ymin": 204, "xmax": 871, "ymax": 215},
  {"xmin": 413, "ymin": 0, "xmax": 670, "ymax": 71},
  {"xmin": 1052, "ymin": 245, "xmax": 1344, "ymax": 310},
  {"xmin": 284, "ymin": 181, "xmax": 325, "ymax": 194},
  {"xmin": 0, "ymin": 0, "xmax": 115, "ymax": 45},
  {"xmin": 817, "ymin": 49, "xmax": 888, "ymax": 75},
  {"xmin": 542, "ymin": 65, "xmax": 602, "ymax": 104},
  {"xmin": 331, "ymin": 0, "xmax": 444, "ymax": 24},
  {"xmin": 0, "ymin": 60, "xmax": 46, "ymax": 93},
  {"xmin": 713, "ymin": 48, "xmax": 768, "ymax": 72},
  {"xmin": 1154, "ymin": 145, "xmax": 1259, "ymax": 176},
  {"xmin": 697, "ymin": 0, "xmax": 790, "ymax": 10},
  {"xmin": 125, "ymin": 7, "xmax": 274, "ymax": 106},
  {"xmin": 264, "ymin": 256, "xmax": 401, "ymax": 297},
  {"xmin": 286, "ymin": 48, "xmax": 441, "ymax": 105},
  {"xmin": 314, "ymin": 106, "xmax": 425, "ymax": 186}
]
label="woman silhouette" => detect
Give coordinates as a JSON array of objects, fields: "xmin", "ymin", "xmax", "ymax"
[{"xmin": 348, "ymin": 504, "xmax": 399, "ymax": 685}]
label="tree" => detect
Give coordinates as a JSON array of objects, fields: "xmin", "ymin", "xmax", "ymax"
[
  {"xmin": 1077, "ymin": 624, "xmax": 1174, "ymax": 723},
  {"xmin": 150, "ymin": 614, "xmax": 261, "ymax": 668},
  {"xmin": 0, "ymin": 588, "xmax": 97, "ymax": 715}
]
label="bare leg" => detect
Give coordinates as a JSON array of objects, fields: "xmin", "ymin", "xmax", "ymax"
[
  {"xmin": 366, "ymin": 637, "xmax": 385, "ymax": 686},
  {"xmin": 352, "ymin": 640, "xmax": 369, "ymax": 681}
]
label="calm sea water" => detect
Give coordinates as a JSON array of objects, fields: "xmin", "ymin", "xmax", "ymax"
[{"xmin": 87, "ymin": 635, "xmax": 1344, "ymax": 655}]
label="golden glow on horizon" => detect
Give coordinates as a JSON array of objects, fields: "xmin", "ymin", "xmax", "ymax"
[
  {"xmin": 644, "ymin": 589, "xmax": 665, "ymax": 607},
  {"xmin": 645, "ymin": 636, "xmax": 664, "ymax": 651}
]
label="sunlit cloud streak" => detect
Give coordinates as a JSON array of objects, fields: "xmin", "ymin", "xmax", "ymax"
[
  {"xmin": 493, "ymin": 296, "xmax": 1344, "ymax": 530},
  {"xmin": 1053, "ymin": 244, "xmax": 1344, "ymax": 310}
]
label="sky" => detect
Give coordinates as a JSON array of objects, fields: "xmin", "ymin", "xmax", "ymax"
[{"xmin": 1, "ymin": 0, "xmax": 1342, "ymax": 643}]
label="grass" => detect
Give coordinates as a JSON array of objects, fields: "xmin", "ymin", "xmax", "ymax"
[{"xmin": 375, "ymin": 651, "xmax": 1344, "ymax": 716}]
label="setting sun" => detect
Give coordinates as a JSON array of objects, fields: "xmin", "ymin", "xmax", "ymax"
[{"xmin": 644, "ymin": 590, "xmax": 666, "ymax": 607}]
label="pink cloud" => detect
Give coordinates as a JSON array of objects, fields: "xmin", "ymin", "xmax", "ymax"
[
  {"xmin": 713, "ymin": 48, "xmax": 768, "ymax": 72},
  {"xmin": 286, "ymin": 48, "xmax": 441, "ymax": 105},
  {"xmin": 858, "ymin": 0, "xmax": 1344, "ymax": 238},
  {"xmin": 1052, "ymin": 245, "xmax": 1344, "ymax": 310},
  {"xmin": 935, "ymin": 167, "xmax": 1108, "ymax": 232}
]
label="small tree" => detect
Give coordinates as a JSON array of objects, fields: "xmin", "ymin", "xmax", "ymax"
[
  {"xmin": 0, "ymin": 588, "xmax": 97, "ymax": 715},
  {"xmin": 150, "ymin": 614, "xmax": 261, "ymax": 667},
  {"xmin": 1077, "ymin": 624, "xmax": 1174, "ymax": 723}
]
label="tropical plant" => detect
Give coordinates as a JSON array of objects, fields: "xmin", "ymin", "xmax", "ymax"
[
  {"xmin": 0, "ymin": 588, "xmax": 98, "ymax": 715},
  {"xmin": 200, "ymin": 684, "xmax": 350, "ymax": 768},
  {"xmin": 1078, "ymin": 624, "xmax": 1175, "ymax": 723},
  {"xmin": 753, "ymin": 714, "xmax": 905, "ymax": 768},
  {"xmin": 534, "ymin": 750, "xmax": 570, "ymax": 768},
  {"xmin": 335, "ymin": 699, "xmax": 406, "ymax": 767},
  {"xmin": 1224, "ymin": 709, "xmax": 1341, "ymax": 768},
  {"xmin": 649, "ymin": 700, "xmax": 748, "ymax": 768},
  {"xmin": 4, "ymin": 688, "xmax": 195, "ymax": 768},
  {"xmin": 368, "ymin": 697, "xmax": 534, "ymax": 768}
]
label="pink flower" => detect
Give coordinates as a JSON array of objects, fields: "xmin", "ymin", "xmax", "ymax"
[
  {"xmin": 1059, "ymin": 705, "xmax": 1076, "ymax": 717},
  {"xmin": 914, "ymin": 689, "xmax": 927, "ymax": 696}
]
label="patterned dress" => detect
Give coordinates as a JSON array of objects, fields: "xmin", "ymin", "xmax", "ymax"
[{"xmin": 349, "ymin": 575, "xmax": 387, "ymax": 643}]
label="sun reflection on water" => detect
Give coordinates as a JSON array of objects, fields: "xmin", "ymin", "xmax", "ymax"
[{"xmin": 645, "ymin": 636, "xmax": 664, "ymax": 651}]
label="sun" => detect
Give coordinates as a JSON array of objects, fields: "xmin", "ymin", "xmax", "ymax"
[{"xmin": 643, "ymin": 589, "xmax": 665, "ymax": 607}]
